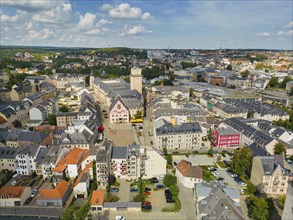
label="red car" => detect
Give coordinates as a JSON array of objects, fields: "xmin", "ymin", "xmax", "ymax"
[
  {"xmin": 143, "ymin": 191, "xmax": 151, "ymax": 195},
  {"xmin": 105, "ymin": 116, "xmax": 108, "ymax": 118}
]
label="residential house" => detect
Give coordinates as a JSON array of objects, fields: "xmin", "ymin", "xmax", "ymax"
[
  {"xmin": 96, "ymin": 141, "xmax": 113, "ymax": 187},
  {"xmin": 0, "ymin": 147, "xmax": 18, "ymax": 172},
  {"xmin": 52, "ymin": 148, "xmax": 87, "ymax": 185},
  {"xmin": 73, "ymin": 162, "xmax": 93, "ymax": 198},
  {"xmin": 36, "ymin": 180, "xmax": 72, "ymax": 207},
  {"xmin": 194, "ymin": 181, "xmax": 244, "ymax": 220},
  {"xmin": 91, "ymin": 190, "xmax": 105, "ymax": 212},
  {"xmin": 176, "ymin": 160, "xmax": 203, "ymax": 188},
  {"xmin": 56, "ymin": 112, "xmax": 78, "ymax": 127},
  {"xmin": 15, "ymin": 145, "xmax": 45, "ymax": 175},
  {"xmin": 10, "ymin": 84, "xmax": 33, "ymax": 101},
  {"xmin": 140, "ymin": 147, "xmax": 166, "ymax": 179},
  {"xmin": 212, "ymin": 103, "xmax": 247, "ymax": 119},
  {"xmin": 212, "ymin": 127, "xmax": 240, "ymax": 148},
  {"xmin": 250, "ymin": 156, "xmax": 290, "ymax": 195},
  {"xmin": 154, "ymin": 120, "xmax": 204, "ymax": 152},
  {"xmin": 0, "ymin": 186, "xmax": 32, "ymax": 207}
]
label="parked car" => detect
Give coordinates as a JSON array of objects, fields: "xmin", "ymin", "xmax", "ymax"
[
  {"xmin": 11, "ymin": 180, "xmax": 17, "ymax": 186},
  {"xmin": 166, "ymin": 196, "xmax": 175, "ymax": 203},
  {"xmin": 158, "ymin": 175, "xmax": 164, "ymax": 180},
  {"xmin": 143, "ymin": 201, "xmax": 152, "ymax": 210},
  {"xmin": 130, "ymin": 187, "xmax": 138, "ymax": 192},
  {"xmin": 218, "ymin": 177, "xmax": 226, "ymax": 183},
  {"xmin": 223, "ymin": 160, "xmax": 230, "ymax": 167},
  {"xmin": 144, "ymin": 187, "xmax": 151, "ymax": 192},
  {"xmin": 12, "ymin": 173, "xmax": 19, "ymax": 179},
  {"xmin": 139, "ymin": 126, "xmax": 143, "ymax": 129},
  {"xmin": 173, "ymin": 162, "xmax": 177, "ymax": 166},
  {"xmin": 115, "ymin": 216, "xmax": 126, "ymax": 220},
  {"xmin": 212, "ymin": 171, "xmax": 220, "ymax": 176},
  {"xmin": 110, "ymin": 188, "xmax": 119, "ymax": 192},
  {"xmin": 239, "ymin": 188, "xmax": 244, "ymax": 194},
  {"xmin": 31, "ymin": 189, "xmax": 38, "ymax": 197},
  {"xmin": 156, "ymin": 184, "xmax": 164, "ymax": 189},
  {"xmin": 143, "ymin": 191, "xmax": 151, "ymax": 195},
  {"xmin": 151, "ymin": 177, "xmax": 159, "ymax": 183},
  {"xmin": 165, "ymin": 188, "xmax": 171, "ymax": 195}
]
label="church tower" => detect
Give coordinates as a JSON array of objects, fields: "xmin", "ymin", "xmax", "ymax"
[{"xmin": 130, "ymin": 67, "xmax": 142, "ymax": 94}]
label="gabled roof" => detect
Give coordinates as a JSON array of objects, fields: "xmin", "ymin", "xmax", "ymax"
[
  {"xmin": 74, "ymin": 161, "xmax": 92, "ymax": 187},
  {"xmin": 0, "ymin": 186, "xmax": 27, "ymax": 198},
  {"xmin": 112, "ymin": 146, "xmax": 127, "ymax": 159},
  {"xmin": 37, "ymin": 180, "xmax": 71, "ymax": 200},
  {"xmin": 91, "ymin": 190, "xmax": 105, "ymax": 206},
  {"xmin": 176, "ymin": 160, "xmax": 203, "ymax": 179}
]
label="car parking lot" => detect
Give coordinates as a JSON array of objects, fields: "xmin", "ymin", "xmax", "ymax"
[{"xmin": 173, "ymin": 154, "xmax": 217, "ymax": 166}]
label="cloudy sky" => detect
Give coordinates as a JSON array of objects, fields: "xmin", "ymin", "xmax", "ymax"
[{"xmin": 1, "ymin": 0, "xmax": 292, "ymax": 49}]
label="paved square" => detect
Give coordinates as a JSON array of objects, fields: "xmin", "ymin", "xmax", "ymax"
[{"xmin": 104, "ymin": 124, "xmax": 138, "ymax": 146}]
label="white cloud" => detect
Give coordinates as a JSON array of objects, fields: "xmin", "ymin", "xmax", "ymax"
[
  {"xmin": 98, "ymin": 18, "xmax": 111, "ymax": 25},
  {"xmin": 122, "ymin": 24, "xmax": 152, "ymax": 36},
  {"xmin": 0, "ymin": 13, "xmax": 19, "ymax": 23},
  {"xmin": 26, "ymin": 22, "xmax": 33, "ymax": 30},
  {"xmin": 100, "ymin": 3, "xmax": 112, "ymax": 11},
  {"xmin": 77, "ymin": 13, "xmax": 96, "ymax": 30},
  {"xmin": 2, "ymin": 0, "xmax": 71, "ymax": 12},
  {"xmin": 28, "ymin": 28, "xmax": 54, "ymax": 40},
  {"xmin": 277, "ymin": 30, "xmax": 293, "ymax": 39},
  {"xmin": 256, "ymin": 32, "xmax": 270, "ymax": 37},
  {"xmin": 31, "ymin": 2, "xmax": 72, "ymax": 24},
  {"xmin": 84, "ymin": 27, "xmax": 109, "ymax": 35},
  {"xmin": 108, "ymin": 3, "xmax": 152, "ymax": 20},
  {"xmin": 285, "ymin": 21, "xmax": 293, "ymax": 28}
]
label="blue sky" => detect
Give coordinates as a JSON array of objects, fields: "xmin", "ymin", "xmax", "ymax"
[{"xmin": 1, "ymin": 0, "xmax": 292, "ymax": 49}]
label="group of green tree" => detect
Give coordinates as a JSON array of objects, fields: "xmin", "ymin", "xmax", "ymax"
[
  {"xmin": 180, "ymin": 61, "xmax": 197, "ymax": 69},
  {"xmin": 62, "ymin": 202, "xmax": 90, "ymax": 220},
  {"xmin": 268, "ymin": 76, "xmax": 292, "ymax": 89},
  {"xmin": 272, "ymin": 104, "xmax": 293, "ymax": 131},
  {"xmin": 163, "ymin": 147, "xmax": 173, "ymax": 168},
  {"xmin": 230, "ymin": 147, "xmax": 252, "ymax": 178},
  {"xmin": 245, "ymin": 54, "xmax": 268, "ymax": 63}
]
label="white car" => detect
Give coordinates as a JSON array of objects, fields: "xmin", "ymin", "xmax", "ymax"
[
  {"xmin": 239, "ymin": 188, "xmax": 244, "ymax": 194},
  {"xmin": 11, "ymin": 181, "xmax": 17, "ymax": 186},
  {"xmin": 158, "ymin": 175, "xmax": 164, "ymax": 180},
  {"xmin": 116, "ymin": 216, "xmax": 126, "ymax": 220},
  {"xmin": 212, "ymin": 172, "xmax": 220, "ymax": 176}
]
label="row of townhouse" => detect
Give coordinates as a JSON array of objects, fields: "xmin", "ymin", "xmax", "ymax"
[{"xmin": 221, "ymin": 118, "xmax": 293, "ymax": 155}]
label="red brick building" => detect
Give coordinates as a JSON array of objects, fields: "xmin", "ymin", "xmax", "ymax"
[{"xmin": 212, "ymin": 127, "xmax": 240, "ymax": 148}]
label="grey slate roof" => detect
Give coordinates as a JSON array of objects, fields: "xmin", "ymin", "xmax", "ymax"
[
  {"xmin": 195, "ymin": 181, "xmax": 244, "ymax": 220},
  {"xmin": 111, "ymin": 146, "xmax": 127, "ymax": 159},
  {"xmin": 0, "ymin": 146, "xmax": 18, "ymax": 159},
  {"xmin": 18, "ymin": 131, "xmax": 50, "ymax": 143},
  {"xmin": 156, "ymin": 122, "xmax": 202, "ymax": 135}
]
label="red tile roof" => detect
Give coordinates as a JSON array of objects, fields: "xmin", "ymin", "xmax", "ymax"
[
  {"xmin": 177, "ymin": 160, "xmax": 203, "ymax": 179},
  {"xmin": 0, "ymin": 186, "xmax": 26, "ymax": 198},
  {"xmin": 91, "ymin": 190, "xmax": 105, "ymax": 206},
  {"xmin": 37, "ymin": 180, "xmax": 70, "ymax": 200},
  {"xmin": 73, "ymin": 161, "xmax": 93, "ymax": 187}
]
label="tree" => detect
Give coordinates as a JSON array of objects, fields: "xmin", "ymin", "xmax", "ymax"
[
  {"xmin": 163, "ymin": 174, "xmax": 177, "ymax": 187},
  {"xmin": 163, "ymin": 147, "xmax": 168, "ymax": 157},
  {"xmin": 207, "ymin": 148, "xmax": 214, "ymax": 156},
  {"xmin": 31, "ymin": 171, "xmax": 37, "ymax": 178},
  {"xmin": 280, "ymin": 76, "xmax": 292, "ymax": 89},
  {"xmin": 75, "ymin": 202, "xmax": 90, "ymax": 220},
  {"xmin": 274, "ymin": 143, "xmax": 286, "ymax": 155},
  {"xmin": 62, "ymin": 205, "xmax": 74, "ymax": 220},
  {"xmin": 230, "ymin": 147, "xmax": 252, "ymax": 178},
  {"xmin": 181, "ymin": 62, "xmax": 197, "ymax": 69},
  {"xmin": 247, "ymin": 111, "xmax": 254, "ymax": 118},
  {"xmin": 240, "ymin": 70, "xmax": 250, "ymax": 78},
  {"xmin": 189, "ymin": 88, "xmax": 194, "ymax": 99},
  {"xmin": 134, "ymin": 110, "xmax": 142, "ymax": 119},
  {"xmin": 107, "ymin": 174, "xmax": 116, "ymax": 185},
  {"xmin": 278, "ymin": 195, "xmax": 286, "ymax": 209},
  {"xmin": 268, "ymin": 77, "xmax": 279, "ymax": 87},
  {"xmin": 59, "ymin": 105, "xmax": 69, "ymax": 112},
  {"xmin": 13, "ymin": 120, "xmax": 22, "ymax": 128},
  {"xmin": 85, "ymin": 75, "xmax": 90, "ymax": 85},
  {"xmin": 246, "ymin": 195, "xmax": 269, "ymax": 220},
  {"xmin": 48, "ymin": 114, "xmax": 57, "ymax": 125},
  {"xmin": 226, "ymin": 65, "xmax": 232, "ymax": 70},
  {"xmin": 247, "ymin": 181, "xmax": 257, "ymax": 194},
  {"xmin": 166, "ymin": 154, "xmax": 172, "ymax": 165}
]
